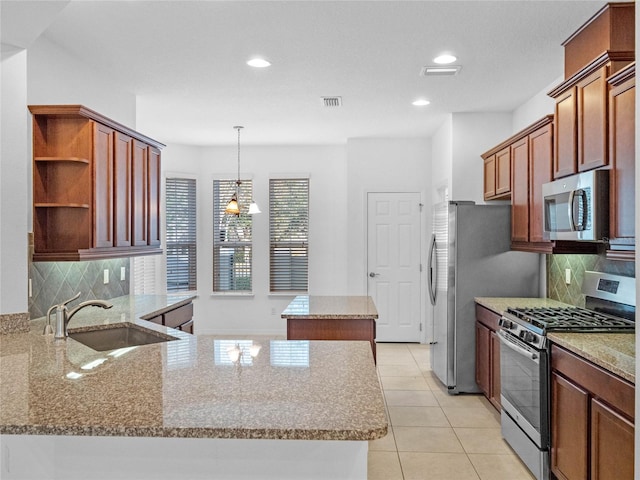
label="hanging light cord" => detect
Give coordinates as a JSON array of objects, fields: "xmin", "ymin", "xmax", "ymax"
[{"xmin": 235, "ymin": 126, "xmax": 243, "ymax": 191}]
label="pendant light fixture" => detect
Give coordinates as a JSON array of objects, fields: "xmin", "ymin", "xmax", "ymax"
[{"xmin": 224, "ymin": 126, "xmax": 260, "ymax": 215}]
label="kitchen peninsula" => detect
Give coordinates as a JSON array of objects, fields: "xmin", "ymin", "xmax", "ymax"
[
  {"xmin": 282, "ymin": 295, "xmax": 379, "ymax": 363},
  {"xmin": 0, "ymin": 295, "xmax": 387, "ymax": 480}
]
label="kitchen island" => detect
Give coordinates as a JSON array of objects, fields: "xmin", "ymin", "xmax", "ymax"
[
  {"xmin": 282, "ymin": 295, "xmax": 379, "ymax": 362},
  {"xmin": 0, "ymin": 295, "xmax": 387, "ymax": 479}
]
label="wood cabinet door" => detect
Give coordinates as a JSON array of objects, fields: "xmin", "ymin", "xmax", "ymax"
[
  {"xmin": 475, "ymin": 322, "xmax": 490, "ymax": 397},
  {"xmin": 495, "ymin": 147, "xmax": 511, "ymax": 195},
  {"xmin": 114, "ymin": 131, "xmax": 132, "ymax": 247},
  {"xmin": 147, "ymin": 146, "xmax": 161, "ymax": 247},
  {"xmin": 609, "ymin": 75, "xmax": 635, "ymax": 241},
  {"xmin": 132, "ymin": 139, "xmax": 149, "ymax": 246},
  {"xmin": 510, "ymin": 137, "xmax": 529, "ymax": 243},
  {"xmin": 489, "ymin": 330, "xmax": 501, "ymax": 410},
  {"xmin": 528, "ymin": 124, "xmax": 553, "ymax": 243},
  {"xmin": 577, "ymin": 66, "xmax": 609, "ymax": 172},
  {"xmin": 93, "ymin": 123, "xmax": 114, "ymax": 249},
  {"xmin": 483, "ymin": 155, "xmax": 496, "ymax": 199},
  {"xmin": 551, "ymin": 372, "xmax": 589, "ymax": 480},
  {"xmin": 591, "ymin": 398, "xmax": 634, "ymax": 480},
  {"xmin": 554, "ymin": 87, "xmax": 577, "ymax": 179}
]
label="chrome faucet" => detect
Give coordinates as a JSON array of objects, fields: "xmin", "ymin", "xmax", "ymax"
[{"xmin": 45, "ymin": 292, "xmax": 113, "ymax": 339}]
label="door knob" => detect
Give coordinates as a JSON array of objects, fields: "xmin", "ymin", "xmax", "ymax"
[{"xmin": 369, "ymin": 272, "xmax": 380, "ymax": 278}]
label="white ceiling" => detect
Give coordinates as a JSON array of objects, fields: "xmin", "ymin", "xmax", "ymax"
[{"xmin": 2, "ymin": 0, "xmax": 609, "ymax": 146}]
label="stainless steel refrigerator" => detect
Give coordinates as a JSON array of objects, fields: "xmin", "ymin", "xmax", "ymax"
[{"xmin": 428, "ymin": 201, "xmax": 540, "ymax": 394}]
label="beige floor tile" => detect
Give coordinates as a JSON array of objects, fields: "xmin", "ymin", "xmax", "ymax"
[
  {"xmin": 454, "ymin": 427, "xmax": 513, "ymax": 454},
  {"xmin": 380, "ymin": 375, "xmax": 430, "ymax": 391},
  {"xmin": 422, "ymin": 371, "xmax": 449, "ymax": 391},
  {"xmin": 378, "ymin": 364, "xmax": 423, "ymax": 377},
  {"xmin": 384, "ymin": 389, "xmax": 439, "ymax": 407},
  {"xmin": 394, "ymin": 426, "xmax": 464, "ymax": 453},
  {"xmin": 432, "ymin": 390, "xmax": 488, "ymax": 408},
  {"xmin": 376, "ymin": 352, "xmax": 418, "ymax": 366},
  {"xmin": 367, "ymin": 451, "xmax": 404, "ymax": 480},
  {"xmin": 369, "ymin": 426, "xmax": 397, "ymax": 452},
  {"xmin": 467, "ymin": 453, "xmax": 535, "ymax": 480},
  {"xmin": 441, "ymin": 406, "xmax": 501, "ymax": 428},
  {"xmin": 388, "ymin": 406, "xmax": 450, "ymax": 427},
  {"xmin": 399, "ymin": 452, "xmax": 480, "ymax": 480}
]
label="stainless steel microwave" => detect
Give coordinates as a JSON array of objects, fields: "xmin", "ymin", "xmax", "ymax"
[{"xmin": 542, "ymin": 169, "xmax": 609, "ymax": 241}]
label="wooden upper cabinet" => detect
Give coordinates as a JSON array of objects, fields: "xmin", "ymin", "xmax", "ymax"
[
  {"xmin": 483, "ymin": 154, "xmax": 497, "ymax": 199},
  {"xmin": 577, "ymin": 65, "xmax": 609, "ymax": 172},
  {"xmin": 528, "ymin": 124, "xmax": 554, "ymax": 244},
  {"xmin": 553, "ymin": 86, "xmax": 578, "ymax": 178},
  {"xmin": 114, "ymin": 131, "xmax": 133, "ymax": 248},
  {"xmin": 29, "ymin": 105, "xmax": 164, "ymax": 261},
  {"xmin": 510, "ymin": 137, "xmax": 529, "ymax": 243},
  {"xmin": 93, "ymin": 123, "xmax": 115, "ymax": 249},
  {"xmin": 495, "ymin": 147, "xmax": 511, "ymax": 196},
  {"xmin": 481, "ymin": 148, "xmax": 511, "ymax": 201},
  {"xmin": 607, "ymin": 63, "xmax": 635, "ymax": 256}
]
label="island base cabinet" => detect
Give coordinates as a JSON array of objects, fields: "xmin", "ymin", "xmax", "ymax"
[{"xmin": 286, "ymin": 318, "xmax": 376, "ymax": 363}]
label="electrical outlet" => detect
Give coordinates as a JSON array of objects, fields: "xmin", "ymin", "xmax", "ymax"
[
  {"xmin": 565, "ymin": 268, "xmax": 571, "ymax": 285},
  {"xmin": 103, "ymin": 269, "xmax": 109, "ymax": 284},
  {"xmin": 120, "ymin": 267, "xmax": 126, "ymax": 281}
]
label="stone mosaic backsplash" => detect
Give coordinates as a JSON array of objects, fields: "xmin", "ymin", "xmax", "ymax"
[
  {"xmin": 29, "ymin": 259, "xmax": 130, "ymax": 320},
  {"xmin": 547, "ymin": 252, "xmax": 635, "ymax": 307}
]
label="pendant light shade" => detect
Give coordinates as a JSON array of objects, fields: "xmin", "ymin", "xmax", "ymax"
[{"xmin": 225, "ymin": 126, "xmax": 260, "ymax": 215}]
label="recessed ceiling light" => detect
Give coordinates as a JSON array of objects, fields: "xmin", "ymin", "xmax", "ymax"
[
  {"xmin": 247, "ymin": 58, "xmax": 271, "ymax": 68},
  {"xmin": 412, "ymin": 99, "xmax": 430, "ymax": 106},
  {"xmin": 433, "ymin": 54, "xmax": 457, "ymax": 64}
]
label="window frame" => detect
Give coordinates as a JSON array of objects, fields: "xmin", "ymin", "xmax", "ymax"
[
  {"xmin": 212, "ymin": 177, "xmax": 255, "ymax": 294},
  {"xmin": 269, "ymin": 177, "xmax": 309, "ymax": 294},
  {"xmin": 164, "ymin": 175, "xmax": 198, "ymax": 293}
]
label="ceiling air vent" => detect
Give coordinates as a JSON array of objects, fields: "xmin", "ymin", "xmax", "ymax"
[
  {"xmin": 420, "ymin": 65, "xmax": 462, "ymax": 77},
  {"xmin": 321, "ymin": 96, "xmax": 342, "ymax": 107}
]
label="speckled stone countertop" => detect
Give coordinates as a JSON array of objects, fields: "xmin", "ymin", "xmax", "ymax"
[
  {"xmin": 281, "ymin": 295, "xmax": 378, "ymax": 319},
  {"xmin": 548, "ymin": 332, "xmax": 635, "ymax": 384},
  {"xmin": 475, "ymin": 297, "xmax": 635, "ymax": 384},
  {"xmin": 0, "ymin": 295, "xmax": 387, "ymax": 441},
  {"xmin": 474, "ymin": 297, "xmax": 570, "ymax": 315}
]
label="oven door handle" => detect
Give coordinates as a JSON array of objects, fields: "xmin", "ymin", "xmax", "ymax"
[{"xmin": 497, "ymin": 330, "xmax": 539, "ymax": 363}]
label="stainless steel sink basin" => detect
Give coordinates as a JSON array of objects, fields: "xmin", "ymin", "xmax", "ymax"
[{"xmin": 68, "ymin": 323, "xmax": 178, "ymax": 351}]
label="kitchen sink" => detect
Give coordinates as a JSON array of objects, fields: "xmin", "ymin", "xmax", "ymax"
[{"xmin": 68, "ymin": 323, "xmax": 179, "ymax": 351}]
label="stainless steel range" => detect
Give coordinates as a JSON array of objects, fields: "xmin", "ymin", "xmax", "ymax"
[{"xmin": 497, "ymin": 271, "xmax": 636, "ymax": 480}]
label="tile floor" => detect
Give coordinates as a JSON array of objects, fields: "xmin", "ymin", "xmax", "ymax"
[{"xmin": 368, "ymin": 343, "xmax": 535, "ymax": 480}]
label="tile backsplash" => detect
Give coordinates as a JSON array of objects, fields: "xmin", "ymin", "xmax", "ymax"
[
  {"xmin": 547, "ymin": 252, "xmax": 635, "ymax": 307},
  {"xmin": 29, "ymin": 259, "xmax": 130, "ymax": 320}
]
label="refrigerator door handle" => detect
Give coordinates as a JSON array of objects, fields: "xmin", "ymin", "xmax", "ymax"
[{"xmin": 428, "ymin": 233, "xmax": 437, "ymax": 306}]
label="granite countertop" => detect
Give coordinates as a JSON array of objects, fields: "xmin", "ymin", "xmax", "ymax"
[
  {"xmin": 548, "ymin": 332, "xmax": 635, "ymax": 384},
  {"xmin": 0, "ymin": 295, "xmax": 387, "ymax": 441},
  {"xmin": 281, "ymin": 295, "xmax": 379, "ymax": 319},
  {"xmin": 475, "ymin": 296, "xmax": 635, "ymax": 385}
]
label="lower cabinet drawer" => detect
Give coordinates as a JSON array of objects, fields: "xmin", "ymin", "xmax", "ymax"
[{"xmin": 163, "ymin": 303, "xmax": 194, "ymax": 329}]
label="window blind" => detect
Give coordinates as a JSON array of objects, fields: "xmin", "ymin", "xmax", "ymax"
[
  {"xmin": 269, "ymin": 178, "xmax": 309, "ymax": 293},
  {"xmin": 213, "ymin": 179, "xmax": 253, "ymax": 292},
  {"xmin": 165, "ymin": 177, "xmax": 197, "ymax": 292}
]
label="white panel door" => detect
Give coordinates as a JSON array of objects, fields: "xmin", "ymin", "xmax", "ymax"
[{"xmin": 367, "ymin": 192, "xmax": 422, "ymax": 342}]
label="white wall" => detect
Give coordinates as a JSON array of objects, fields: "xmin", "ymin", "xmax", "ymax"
[
  {"xmin": 345, "ymin": 137, "xmax": 431, "ymax": 341},
  {"xmin": 430, "ymin": 115, "xmax": 453, "ymax": 205},
  {"xmin": 451, "ymin": 113, "xmax": 512, "ymax": 204},
  {"xmin": 161, "ymin": 143, "xmax": 348, "ymax": 335},
  {"xmin": 0, "ymin": 47, "xmax": 29, "ymax": 314},
  {"xmin": 512, "ymin": 76, "xmax": 560, "ymax": 132},
  {"xmin": 27, "ymin": 37, "xmax": 136, "ymax": 128}
]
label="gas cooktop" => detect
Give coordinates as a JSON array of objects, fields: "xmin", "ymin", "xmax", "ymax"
[{"xmin": 505, "ymin": 306, "xmax": 635, "ymax": 333}]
